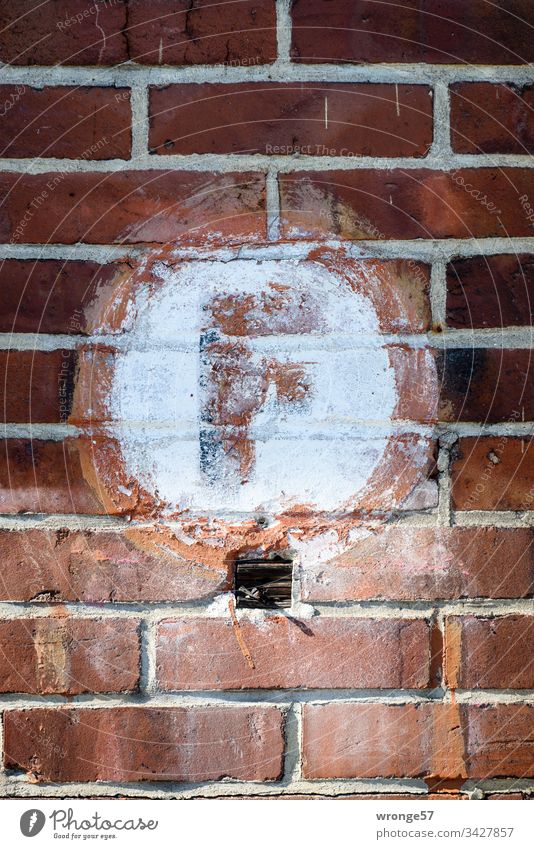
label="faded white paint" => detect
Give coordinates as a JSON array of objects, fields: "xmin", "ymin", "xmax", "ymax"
[{"xmin": 107, "ymin": 258, "xmax": 407, "ymax": 515}]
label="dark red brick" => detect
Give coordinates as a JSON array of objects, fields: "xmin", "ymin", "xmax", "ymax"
[
  {"xmin": 0, "ymin": 86, "xmax": 131, "ymax": 159},
  {"xmin": 0, "ymin": 259, "xmax": 127, "ymax": 334},
  {"xmin": 301, "ymin": 527, "xmax": 534, "ymax": 602},
  {"xmin": 452, "ymin": 437, "xmax": 534, "ymax": 511},
  {"xmin": 156, "ymin": 617, "xmax": 431, "ymax": 690},
  {"xmin": 446, "ymin": 255, "xmax": 534, "ymax": 329},
  {"xmin": 291, "ymin": 0, "xmax": 534, "ymax": 65},
  {"xmin": 280, "ymin": 169, "xmax": 534, "ymax": 240},
  {"xmin": 0, "ymin": 171, "xmax": 266, "ymax": 244},
  {"xmin": 0, "ymin": 618, "xmax": 139, "ymax": 694},
  {"xmin": 0, "ymin": 350, "xmax": 78, "ymax": 423},
  {"xmin": 149, "ymin": 83, "xmax": 433, "ymax": 157},
  {"xmin": 0, "ymin": 527, "xmax": 231, "ymax": 602},
  {"xmin": 4, "ymin": 706, "xmax": 285, "ymax": 782},
  {"xmin": 451, "ymin": 83, "xmax": 534, "ymax": 154},
  {"xmin": 0, "ymin": 0, "xmax": 128, "ymax": 65},
  {"xmin": 446, "ymin": 615, "xmax": 534, "ymax": 689},
  {"xmin": 438, "ymin": 349, "xmax": 534, "ymax": 423}
]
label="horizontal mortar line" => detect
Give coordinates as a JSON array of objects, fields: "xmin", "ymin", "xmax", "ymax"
[
  {"xmin": 437, "ymin": 328, "xmax": 534, "ymax": 345},
  {"xmin": 0, "ymin": 774, "xmax": 429, "ymax": 798},
  {"xmin": 0, "ymin": 330, "xmax": 435, "ymax": 349},
  {"xmin": 1, "ymin": 689, "xmax": 534, "ymax": 709},
  {"xmin": 464, "ymin": 779, "xmax": 534, "ymax": 791},
  {"xmin": 0, "ymin": 600, "xmax": 442, "ymax": 619},
  {"xmin": 0, "ymin": 244, "xmax": 138, "ymax": 261},
  {"xmin": 311, "ymin": 599, "xmax": 534, "ymax": 616},
  {"xmin": 0, "ymin": 423, "xmax": 434, "ymax": 441},
  {"xmin": 451, "ymin": 690, "xmax": 534, "ymax": 704},
  {"xmin": 452, "ymin": 511, "xmax": 534, "ymax": 527},
  {"xmin": 3, "ymin": 62, "xmax": 534, "ymax": 86},
  {"xmin": 0, "ymin": 602, "xmax": 219, "ymax": 618},
  {"xmin": 0, "ymin": 509, "xmax": 431, "ymax": 528},
  {"xmin": 3, "ymin": 238, "xmax": 534, "ymax": 262},
  {"xmin": 437, "ymin": 423, "xmax": 534, "ymax": 437},
  {"xmin": 2, "ymin": 153, "xmax": 534, "ymax": 173},
  {"xmin": 3, "ymin": 327, "xmax": 534, "ymax": 350},
  {"xmin": 0, "ymin": 511, "xmax": 531, "ymax": 531},
  {"xmin": 2, "ymin": 424, "xmax": 81, "ymax": 440},
  {"xmin": 0, "ymin": 514, "xmax": 129, "ymax": 529},
  {"xmin": 0, "ymin": 690, "xmax": 463, "ymax": 709},
  {"xmin": 386, "ymin": 512, "xmax": 440, "ymax": 527}
]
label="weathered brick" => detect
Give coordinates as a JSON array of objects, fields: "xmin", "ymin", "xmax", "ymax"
[
  {"xmin": 291, "ymin": 0, "xmax": 534, "ymax": 65},
  {"xmin": 281, "ymin": 169, "xmax": 534, "ymax": 240},
  {"xmin": 303, "ymin": 703, "xmax": 534, "ymax": 779},
  {"xmin": 301, "ymin": 527, "xmax": 534, "ymax": 602},
  {"xmin": 451, "ymin": 83, "xmax": 534, "ymax": 154},
  {"xmin": 0, "ymin": 618, "xmax": 139, "ymax": 694},
  {"xmin": 0, "ymin": 0, "xmax": 128, "ymax": 65},
  {"xmin": 0, "ymin": 171, "xmax": 266, "ymax": 244},
  {"xmin": 0, "ymin": 350, "xmax": 78, "ymax": 423},
  {"xmin": 0, "ymin": 0, "xmax": 276, "ymax": 67},
  {"xmin": 437, "ymin": 349, "xmax": 534, "ymax": 423},
  {"xmin": 156, "ymin": 616, "xmax": 431, "ymax": 690},
  {"xmin": 0, "ymin": 528, "xmax": 231, "ymax": 602},
  {"xmin": 446, "ymin": 255, "xmax": 534, "ymax": 329},
  {"xmin": 0, "ymin": 259, "xmax": 128, "ymax": 334},
  {"xmin": 452, "ymin": 438, "xmax": 534, "ymax": 511},
  {"xmin": 0, "ymin": 438, "xmax": 137, "ymax": 515},
  {"xmin": 127, "ymin": 0, "xmax": 276, "ymax": 66},
  {"xmin": 445, "ymin": 615, "xmax": 534, "ymax": 689},
  {"xmin": 4, "ymin": 706, "xmax": 285, "ymax": 782},
  {"xmin": 0, "ymin": 86, "xmax": 131, "ymax": 159},
  {"xmin": 149, "ymin": 83, "xmax": 432, "ymax": 157}
]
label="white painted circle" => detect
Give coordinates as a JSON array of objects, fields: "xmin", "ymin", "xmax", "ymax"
[{"xmin": 109, "ymin": 258, "xmax": 399, "ymax": 515}]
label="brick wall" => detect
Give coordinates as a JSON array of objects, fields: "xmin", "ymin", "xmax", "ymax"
[{"xmin": 1, "ymin": 0, "xmax": 534, "ymax": 800}]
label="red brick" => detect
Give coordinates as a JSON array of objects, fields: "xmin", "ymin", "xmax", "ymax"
[
  {"xmin": 0, "ymin": 86, "xmax": 131, "ymax": 159},
  {"xmin": 438, "ymin": 349, "xmax": 534, "ymax": 423},
  {"xmin": 0, "ymin": 259, "xmax": 128, "ymax": 334},
  {"xmin": 280, "ymin": 169, "xmax": 534, "ymax": 240},
  {"xmin": 0, "ymin": 527, "xmax": 231, "ymax": 602},
  {"xmin": 301, "ymin": 527, "xmax": 534, "ymax": 602},
  {"xmin": 156, "ymin": 617, "xmax": 431, "ymax": 690},
  {"xmin": 0, "ymin": 618, "xmax": 139, "ymax": 694},
  {"xmin": 452, "ymin": 437, "xmax": 534, "ymax": 511},
  {"xmin": 215, "ymin": 793, "xmax": 465, "ymax": 799},
  {"xmin": 0, "ymin": 0, "xmax": 128, "ymax": 65},
  {"xmin": 446, "ymin": 255, "xmax": 534, "ymax": 329},
  {"xmin": 0, "ymin": 171, "xmax": 266, "ymax": 244},
  {"xmin": 0, "ymin": 0, "xmax": 276, "ymax": 67},
  {"xmin": 291, "ymin": 0, "xmax": 534, "ymax": 65},
  {"xmin": 0, "ymin": 350, "xmax": 78, "ymax": 423},
  {"xmin": 149, "ymin": 83, "xmax": 432, "ymax": 157},
  {"xmin": 303, "ymin": 702, "xmax": 534, "ymax": 779},
  {"xmin": 486, "ymin": 794, "xmax": 529, "ymax": 799},
  {"xmin": 445, "ymin": 615, "xmax": 534, "ymax": 689},
  {"xmin": 127, "ymin": 0, "xmax": 276, "ymax": 66},
  {"xmin": 4, "ymin": 706, "xmax": 285, "ymax": 782},
  {"xmin": 465, "ymin": 705, "xmax": 534, "ymax": 778},
  {"xmin": 451, "ymin": 84, "xmax": 534, "ymax": 154},
  {"xmin": 0, "ymin": 438, "xmax": 137, "ymax": 515}
]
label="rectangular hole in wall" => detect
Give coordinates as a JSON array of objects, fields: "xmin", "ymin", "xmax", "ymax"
[{"xmin": 234, "ymin": 555, "xmax": 292, "ymax": 609}]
